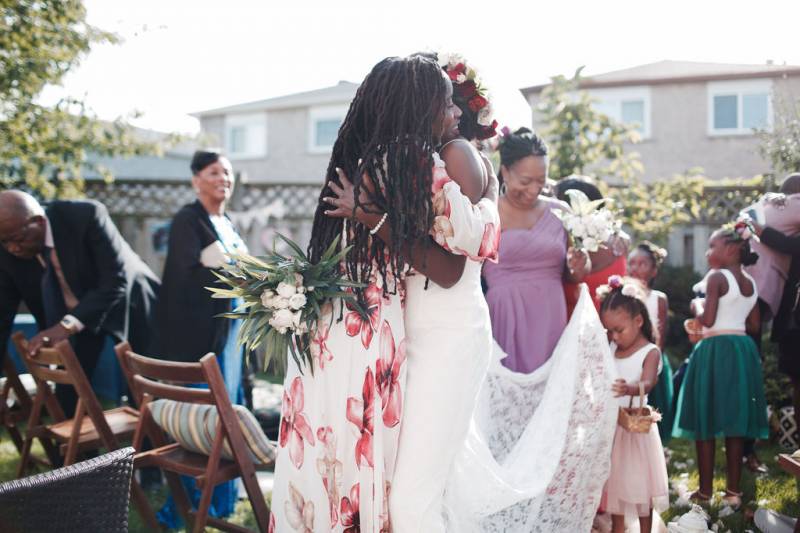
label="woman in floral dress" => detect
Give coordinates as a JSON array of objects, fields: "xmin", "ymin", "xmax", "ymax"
[
  {"xmin": 270, "ymin": 54, "xmax": 467, "ymax": 533},
  {"xmin": 326, "ymin": 55, "xmax": 501, "ymax": 532}
]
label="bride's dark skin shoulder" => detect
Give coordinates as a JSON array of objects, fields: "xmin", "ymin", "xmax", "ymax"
[{"xmin": 440, "ymin": 139, "xmax": 487, "ymax": 204}]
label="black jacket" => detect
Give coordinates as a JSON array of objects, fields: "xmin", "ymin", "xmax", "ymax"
[
  {"xmin": 761, "ymin": 226, "xmax": 800, "ymax": 341},
  {"xmin": 153, "ymin": 201, "xmax": 237, "ymax": 362},
  {"xmin": 0, "ymin": 200, "xmax": 160, "ymax": 365}
]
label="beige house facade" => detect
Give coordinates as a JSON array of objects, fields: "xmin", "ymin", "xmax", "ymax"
[
  {"xmin": 521, "ymin": 61, "xmax": 800, "ymax": 182},
  {"xmin": 192, "ymin": 81, "xmax": 359, "ymax": 183}
]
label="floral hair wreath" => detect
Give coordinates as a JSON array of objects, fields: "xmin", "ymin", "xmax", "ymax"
[
  {"xmin": 723, "ymin": 219, "xmax": 760, "ymax": 243},
  {"xmin": 438, "ymin": 52, "xmax": 498, "ymax": 140},
  {"xmin": 640, "ymin": 240, "xmax": 668, "ymax": 266},
  {"xmin": 595, "ymin": 275, "xmax": 647, "ymax": 303}
]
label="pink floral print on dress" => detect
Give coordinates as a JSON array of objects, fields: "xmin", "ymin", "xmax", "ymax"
[
  {"xmin": 346, "ymin": 367, "xmax": 375, "ymax": 468},
  {"xmin": 344, "ymin": 283, "xmax": 383, "ymax": 349},
  {"xmin": 310, "ymin": 319, "xmax": 333, "ymax": 370},
  {"xmin": 285, "ymin": 482, "xmax": 315, "ymax": 532},
  {"xmin": 375, "ymin": 320, "xmax": 406, "ymax": 428},
  {"xmin": 316, "ymin": 426, "xmax": 343, "ymax": 528},
  {"xmin": 280, "ymin": 377, "xmax": 316, "ymax": 469},
  {"xmin": 340, "ymin": 483, "xmax": 360, "ymax": 533}
]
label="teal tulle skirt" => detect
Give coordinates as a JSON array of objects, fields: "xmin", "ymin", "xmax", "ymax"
[
  {"xmin": 649, "ymin": 351, "xmax": 674, "ymax": 445},
  {"xmin": 673, "ymin": 335, "xmax": 769, "ymax": 440}
]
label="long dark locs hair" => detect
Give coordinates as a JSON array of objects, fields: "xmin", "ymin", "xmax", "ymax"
[{"xmin": 307, "ymin": 54, "xmax": 448, "ymax": 298}]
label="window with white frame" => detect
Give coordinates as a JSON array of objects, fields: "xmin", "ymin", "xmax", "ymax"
[
  {"xmin": 587, "ymin": 86, "xmax": 651, "ymax": 139},
  {"xmin": 707, "ymin": 79, "xmax": 772, "ymax": 135},
  {"xmin": 308, "ymin": 105, "xmax": 348, "ymax": 153},
  {"xmin": 224, "ymin": 112, "xmax": 267, "ymax": 159}
]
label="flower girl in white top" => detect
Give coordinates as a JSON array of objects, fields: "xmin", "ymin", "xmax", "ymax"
[{"xmin": 597, "ymin": 276, "xmax": 669, "ymax": 533}]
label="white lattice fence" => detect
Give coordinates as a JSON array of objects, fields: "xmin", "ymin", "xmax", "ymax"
[
  {"xmin": 700, "ymin": 185, "xmax": 765, "ymax": 224},
  {"xmin": 84, "ymin": 179, "xmax": 320, "ymax": 219},
  {"xmin": 83, "ymin": 179, "xmax": 321, "ymax": 274}
]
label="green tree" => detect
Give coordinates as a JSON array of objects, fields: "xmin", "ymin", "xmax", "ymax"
[
  {"xmin": 759, "ymin": 95, "xmax": 800, "ymax": 175},
  {"xmin": 536, "ymin": 68, "xmax": 713, "ymax": 246},
  {"xmin": 1, "ymin": 0, "xmax": 162, "ymax": 198},
  {"xmin": 603, "ymin": 171, "xmax": 707, "ymax": 246},
  {"xmin": 536, "ymin": 68, "xmax": 643, "ymax": 182}
]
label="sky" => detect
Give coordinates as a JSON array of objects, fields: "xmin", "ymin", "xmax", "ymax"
[{"xmin": 40, "ymin": 0, "xmax": 800, "ymax": 135}]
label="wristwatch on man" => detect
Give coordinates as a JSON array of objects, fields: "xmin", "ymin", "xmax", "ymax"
[{"xmin": 59, "ymin": 315, "xmax": 81, "ymax": 334}]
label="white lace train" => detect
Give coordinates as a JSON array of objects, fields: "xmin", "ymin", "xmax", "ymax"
[{"xmin": 444, "ymin": 284, "xmax": 619, "ymax": 532}]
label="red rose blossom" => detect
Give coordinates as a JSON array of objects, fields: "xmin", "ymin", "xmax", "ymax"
[
  {"xmin": 468, "ymin": 95, "xmax": 488, "ymax": 112},
  {"xmin": 455, "ymin": 80, "xmax": 476, "ymax": 99}
]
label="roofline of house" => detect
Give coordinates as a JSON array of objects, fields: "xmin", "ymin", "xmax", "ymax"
[
  {"xmin": 191, "ymin": 82, "xmax": 359, "ymax": 118},
  {"xmin": 519, "ymin": 67, "xmax": 800, "ymax": 97}
]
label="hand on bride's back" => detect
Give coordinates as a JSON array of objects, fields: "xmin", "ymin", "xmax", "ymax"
[
  {"xmin": 480, "ymin": 153, "xmax": 499, "ymax": 202},
  {"xmin": 323, "ymin": 166, "xmax": 375, "ymax": 223}
]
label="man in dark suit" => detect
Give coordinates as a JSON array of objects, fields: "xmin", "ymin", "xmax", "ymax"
[
  {"xmin": 0, "ymin": 190, "xmax": 160, "ymax": 416},
  {"xmin": 754, "ymin": 220, "xmax": 800, "ymax": 446}
]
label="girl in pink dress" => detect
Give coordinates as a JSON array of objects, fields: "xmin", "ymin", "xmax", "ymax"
[{"xmin": 597, "ymin": 276, "xmax": 669, "ymax": 533}]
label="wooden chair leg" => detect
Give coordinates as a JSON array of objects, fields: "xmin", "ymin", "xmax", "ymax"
[
  {"xmin": 240, "ymin": 468, "xmax": 271, "ymax": 532},
  {"xmin": 16, "ymin": 434, "xmax": 35, "ymax": 478},
  {"xmin": 193, "ymin": 421, "xmax": 224, "ymax": 533},
  {"xmin": 129, "ymin": 479, "xmax": 161, "ymax": 531},
  {"xmin": 63, "ymin": 399, "xmax": 85, "ymax": 466},
  {"xmin": 40, "ymin": 437, "xmax": 60, "ymax": 467},
  {"xmin": 5, "ymin": 423, "xmax": 24, "ymax": 453},
  {"xmin": 6, "ymin": 424, "xmax": 39, "ymax": 472},
  {"xmin": 192, "ymin": 478, "xmax": 216, "ymax": 533},
  {"xmin": 162, "ymin": 470, "xmax": 194, "ymax": 528}
]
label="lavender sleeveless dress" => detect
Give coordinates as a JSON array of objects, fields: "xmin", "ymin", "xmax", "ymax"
[{"xmin": 484, "ymin": 206, "xmax": 567, "ymax": 373}]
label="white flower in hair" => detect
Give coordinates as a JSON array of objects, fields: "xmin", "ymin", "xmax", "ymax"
[
  {"xmin": 447, "ymin": 52, "xmax": 464, "ymax": 68},
  {"xmin": 595, "ymin": 285, "xmax": 611, "ymax": 300},
  {"xmin": 621, "ymin": 284, "xmax": 638, "ymax": 298},
  {"xmin": 477, "ymin": 104, "xmax": 493, "ymax": 126}
]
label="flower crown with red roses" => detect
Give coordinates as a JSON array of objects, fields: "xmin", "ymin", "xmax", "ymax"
[
  {"xmin": 438, "ymin": 52, "xmax": 498, "ymax": 140},
  {"xmin": 723, "ymin": 219, "xmax": 759, "ymax": 243}
]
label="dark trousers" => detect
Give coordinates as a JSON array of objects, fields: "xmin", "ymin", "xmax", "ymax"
[{"xmin": 744, "ymin": 298, "xmax": 771, "ymax": 457}]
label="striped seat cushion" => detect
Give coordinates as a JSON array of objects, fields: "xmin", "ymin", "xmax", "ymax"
[{"xmin": 149, "ymin": 399, "xmax": 276, "ymax": 465}]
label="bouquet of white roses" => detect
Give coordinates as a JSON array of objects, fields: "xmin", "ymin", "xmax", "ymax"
[
  {"xmin": 207, "ymin": 234, "xmax": 363, "ymax": 373},
  {"xmin": 556, "ymin": 189, "xmax": 622, "ymax": 252}
]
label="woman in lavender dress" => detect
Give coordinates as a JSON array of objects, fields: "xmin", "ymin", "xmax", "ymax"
[{"xmin": 483, "ymin": 128, "xmax": 589, "ymax": 373}]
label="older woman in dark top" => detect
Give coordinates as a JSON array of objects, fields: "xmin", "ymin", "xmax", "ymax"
[{"xmin": 153, "ymin": 149, "xmax": 248, "ymax": 527}]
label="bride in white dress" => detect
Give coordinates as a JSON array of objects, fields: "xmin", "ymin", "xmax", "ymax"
[{"xmin": 327, "ymin": 55, "xmax": 619, "ymax": 532}]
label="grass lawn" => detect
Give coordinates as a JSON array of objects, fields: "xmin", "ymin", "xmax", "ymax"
[
  {"xmin": 3, "ymin": 427, "xmax": 800, "ymax": 531},
  {"xmin": 662, "ymin": 437, "xmax": 800, "ymax": 532},
  {"xmin": 0, "ymin": 438, "xmax": 265, "ymax": 532}
]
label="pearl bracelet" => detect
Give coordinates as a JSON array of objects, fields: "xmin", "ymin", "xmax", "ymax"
[{"xmin": 369, "ymin": 213, "xmax": 388, "ymax": 235}]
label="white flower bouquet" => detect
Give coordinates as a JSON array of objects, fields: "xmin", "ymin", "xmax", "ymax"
[
  {"xmin": 556, "ymin": 189, "xmax": 622, "ymax": 252},
  {"xmin": 207, "ymin": 234, "xmax": 364, "ymax": 373}
]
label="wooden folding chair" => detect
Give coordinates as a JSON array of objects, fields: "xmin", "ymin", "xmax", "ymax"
[
  {"xmin": 12, "ymin": 332, "xmax": 159, "ymax": 530},
  {"xmin": 0, "ymin": 355, "xmax": 57, "ymax": 469},
  {"xmin": 1, "ymin": 356, "xmax": 34, "ymax": 454},
  {"xmin": 115, "ymin": 342, "xmax": 272, "ymax": 533}
]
